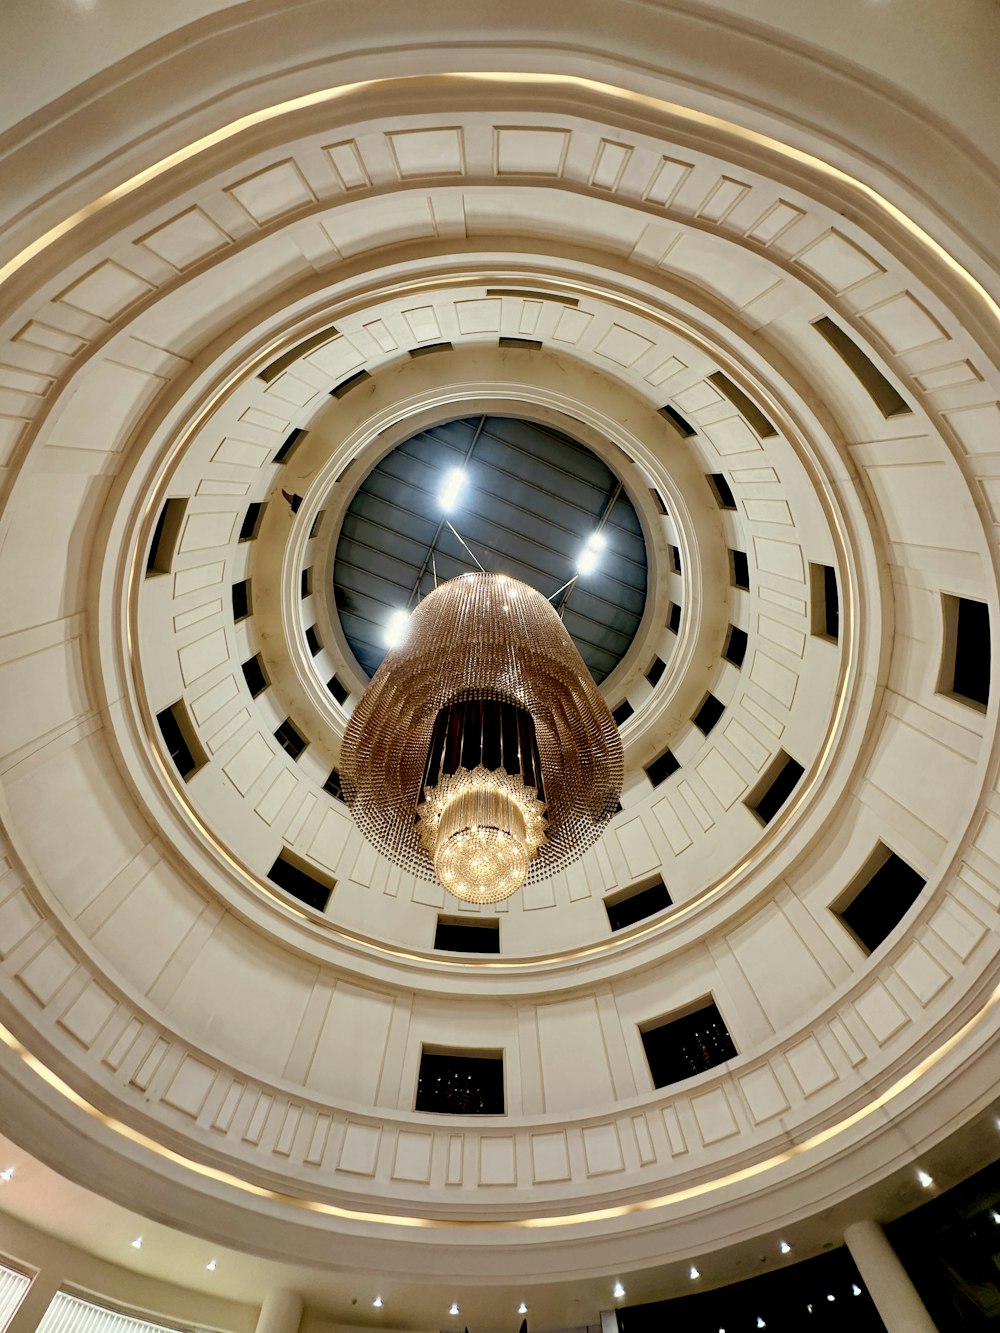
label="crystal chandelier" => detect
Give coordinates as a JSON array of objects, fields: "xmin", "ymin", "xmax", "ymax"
[{"xmin": 340, "ymin": 573, "xmax": 623, "ymax": 903}]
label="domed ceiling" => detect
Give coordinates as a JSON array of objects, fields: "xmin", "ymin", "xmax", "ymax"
[{"xmin": 0, "ymin": 3, "xmax": 997, "ymax": 1330}]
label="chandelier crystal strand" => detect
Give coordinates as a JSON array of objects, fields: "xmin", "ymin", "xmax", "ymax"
[{"xmin": 340, "ymin": 573, "xmax": 623, "ymax": 901}]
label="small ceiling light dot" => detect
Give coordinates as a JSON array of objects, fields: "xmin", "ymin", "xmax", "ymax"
[
  {"xmin": 130, "ymin": 1237, "xmax": 143, "ymax": 1249},
  {"xmin": 438, "ymin": 468, "xmax": 468, "ymax": 513},
  {"xmin": 689, "ymin": 1265, "xmax": 700, "ymax": 1280},
  {"xmin": 517, "ymin": 1303, "xmax": 527, "ymax": 1315},
  {"xmin": 0, "ymin": 1168, "xmax": 13, "ymax": 1182},
  {"xmin": 991, "ymin": 1210, "xmax": 1000, "ymax": 1225},
  {"xmin": 917, "ymin": 1169, "xmax": 934, "ymax": 1188},
  {"xmin": 205, "ymin": 1260, "xmax": 217, "ymax": 1272},
  {"xmin": 779, "ymin": 1240, "xmax": 791, "ymax": 1255},
  {"xmin": 383, "ymin": 608, "xmax": 411, "ymax": 649},
  {"xmin": 852, "ymin": 1284, "xmax": 862, "ymax": 1296},
  {"xmin": 372, "ymin": 1298, "xmax": 383, "ymax": 1309},
  {"xmin": 448, "ymin": 1303, "xmax": 459, "ymax": 1317},
  {"xmin": 612, "ymin": 1282, "xmax": 626, "ymax": 1300},
  {"xmin": 827, "ymin": 1293, "xmax": 835, "ymax": 1302},
  {"xmin": 757, "ymin": 1320, "xmax": 766, "ymax": 1329},
  {"xmin": 807, "ymin": 1305, "xmax": 813, "ymax": 1314}
]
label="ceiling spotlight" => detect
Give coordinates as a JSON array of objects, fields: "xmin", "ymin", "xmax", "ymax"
[
  {"xmin": 991, "ymin": 1210, "xmax": 1000, "ymax": 1224},
  {"xmin": 448, "ymin": 1304, "xmax": 459, "ymax": 1317},
  {"xmin": 205, "ymin": 1260, "xmax": 217, "ymax": 1272},
  {"xmin": 757, "ymin": 1320, "xmax": 766, "ymax": 1329},
  {"xmin": 689, "ymin": 1265, "xmax": 700, "ymax": 1280},
  {"xmin": 517, "ymin": 1304, "xmax": 527, "ymax": 1315},
  {"xmin": 0, "ymin": 1168, "xmax": 13, "ymax": 1182},
  {"xmin": 779, "ymin": 1240, "xmax": 791, "ymax": 1255},
  {"xmin": 917, "ymin": 1169, "xmax": 934, "ymax": 1188},
  {"xmin": 826, "ymin": 1294, "xmax": 835, "ymax": 1302},
  {"xmin": 852, "ymin": 1284, "xmax": 862, "ymax": 1296},
  {"xmin": 372, "ymin": 1298, "xmax": 383, "ymax": 1309},
  {"xmin": 383, "ymin": 608, "xmax": 411, "ymax": 649},
  {"xmin": 130, "ymin": 1237, "xmax": 143, "ymax": 1249},
  {"xmin": 613, "ymin": 1281, "xmax": 626, "ymax": 1299},
  {"xmin": 575, "ymin": 531, "xmax": 607, "ymax": 575},
  {"xmin": 438, "ymin": 468, "xmax": 468, "ymax": 512}
]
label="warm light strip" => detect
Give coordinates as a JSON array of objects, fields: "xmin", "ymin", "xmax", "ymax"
[
  {"xmin": 0, "ymin": 980, "xmax": 996, "ymax": 1230},
  {"xmin": 2, "ymin": 71, "xmax": 997, "ymax": 332}
]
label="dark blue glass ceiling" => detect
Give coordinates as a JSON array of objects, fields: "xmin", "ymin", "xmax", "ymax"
[{"xmin": 332, "ymin": 415, "xmax": 648, "ymax": 683}]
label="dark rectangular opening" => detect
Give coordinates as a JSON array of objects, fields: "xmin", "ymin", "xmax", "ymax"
[
  {"xmin": 146, "ymin": 497, "xmax": 188, "ymax": 576},
  {"xmin": 434, "ymin": 917, "xmax": 501, "ymax": 954},
  {"xmin": 605, "ymin": 879, "xmax": 672, "ymax": 932},
  {"xmin": 258, "ymin": 327, "xmax": 338, "ymax": 383},
  {"xmin": 231, "ymin": 579, "xmax": 251, "ymax": 622},
  {"xmin": 668, "ymin": 602, "xmax": 682, "ymax": 634},
  {"xmin": 155, "ymin": 701, "xmax": 206, "ymax": 781},
  {"xmin": 300, "ymin": 567, "xmax": 312, "ymax": 598},
  {"xmin": 408, "ymin": 341, "xmax": 453, "ymax": 357},
  {"xmin": 274, "ymin": 718, "xmax": 307, "ymax": 760},
  {"xmin": 723, "ymin": 624, "xmax": 748, "ymax": 668},
  {"xmin": 834, "ymin": 844, "xmax": 927, "ymax": 955},
  {"xmin": 650, "ymin": 488, "xmax": 669, "ymax": 516},
  {"xmin": 708, "ymin": 472, "xmax": 738, "ymax": 510},
  {"xmin": 305, "ymin": 624, "xmax": 322, "ymax": 656},
  {"xmin": 707, "ymin": 370, "xmax": 777, "ymax": 437},
  {"xmin": 693, "ymin": 692, "xmax": 725, "ymax": 735},
  {"xmin": 498, "ymin": 336, "xmax": 542, "ymax": 350},
  {"xmin": 641, "ymin": 998, "xmax": 737, "ymax": 1089},
  {"xmin": 267, "ymin": 851, "xmax": 333, "ymax": 912},
  {"xmin": 940, "ymin": 594, "xmax": 991, "ymax": 709},
  {"xmin": 730, "ymin": 549, "xmax": 750, "ymax": 590},
  {"xmin": 330, "ymin": 369, "xmax": 371, "ymax": 399},
  {"xmin": 746, "ymin": 749, "xmax": 804, "ymax": 824},
  {"xmin": 810, "ymin": 562, "xmax": 840, "ymax": 641},
  {"xmin": 272, "ymin": 427, "xmax": 306, "ymax": 464},
  {"xmin": 241, "ymin": 654, "xmax": 269, "ymax": 698},
  {"xmin": 238, "ymin": 502, "xmax": 265, "ymax": 542},
  {"xmin": 645, "ymin": 656, "xmax": 666, "ymax": 688},
  {"xmin": 670, "ymin": 545, "xmax": 682, "ymax": 574},
  {"xmin": 659, "ymin": 404, "xmax": 696, "ymax": 438},
  {"xmin": 323, "ymin": 768, "xmax": 344, "ymax": 801},
  {"xmin": 327, "ymin": 674, "xmax": 349, "ymax": 705},
  {"xmin": 485, "ymin": 288, "xmax": 578, "ymax": 307},
  {"xmin": 309, "ymin": 511, "xmax": 324, "ymax": 540},
  {"xmin": 646, "ymin": 748, "xmax": 680, "ymax": 787},
  {"xmin": 612, "ymin": 700, "xmax": 634, "ymax": 727},
  {"xmin": 416, "ymin": 1048, "xmax": 504, "ymax": 1115},
  {"xmin": 812, "ymin": 316, "xmax": 910, "ymax": 418}
]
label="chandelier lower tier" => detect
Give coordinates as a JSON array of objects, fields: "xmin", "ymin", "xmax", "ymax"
[{"xmin": 340, "ymin": 573, "xmax": 623, "ymax": 903}]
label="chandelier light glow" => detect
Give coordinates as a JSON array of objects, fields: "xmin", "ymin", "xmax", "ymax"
[{"xmin": 340, "ymin": 573, "xmax": 623, "ymax": 903}]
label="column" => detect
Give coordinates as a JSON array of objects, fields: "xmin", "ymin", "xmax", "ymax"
[
  {"xmin": 844, "ymin": 1219, "xmax": 937, "ymax": 1333},
  {"xmin": 255, "ymin": 1290, "xmax": 304, "ymax": 1333},
  {"xmin": 6, "ymin": 1270, "xmax": 61, "ymax": 1333}
]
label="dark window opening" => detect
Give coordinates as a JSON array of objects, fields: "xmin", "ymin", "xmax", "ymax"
[
  {"xmin": 274, "ymin": 718, "xmax": 307, "ymax": 760},
  {"xmin": 273, "ymin": 427, "xmax": 306, "ymax": 464},
  {"xmin": 323, "ymin": 768, "xmax": 344, "ymax": 801},
  {"xmin": 327, "ymin": 674, "xmax": 349, "ymax": 705},
  {"xmin": 646, "ymin": 748, "xmax": 680, "ymax": 787},
  {"xmin": 724, "ymin": 624, "xmax": 748, "ymax": 668},
  {"xmin": 416, "ymin": 1048, "xmax": 505, "ymax": 1115},
  {"xmin": 267, "ymin": 851, "xmax": 333, "ymax": 912},
  {"xmin": 834, "ymin": 845, "xmax": 927, "ymax": 955},
  {"xmin": 259, "ymin": 327, "xmax": 338, "ymax": 382},
  {"xmin": 146, "ymin": 498, "xmax": 188, "ymax": 576},
  {"xmin": 330, "ymin": 369, "xmax": 371, "ymax": 399},
  {"xmin": 659, "ymin": 404, "xmax": 696, "ymax": 438},
  {"xmin": 670, "ymin": 545, "xmax": 682, "ymax": 574},
  {"xmin": 746, "ymin": 750, "xmax": 804, "ymax": 824},
  {"xmin": 940, "ymin": 594, "xmax": 991, "ymax": 709},
  {"xmin": 605, "ymin": 879, "xmax": 672, "ymax": 932},
  {"xmin": 612, "ymin": 700, "xmax": 634, "ymax": 727},
  {"xmin": 409, "ymin": 341, "xmax": 453, "ymax": 357},
  {"xmin": 641, "ymin": 998, "xmax": 737, "ymax": 1089},
  {"xmin": 650, "ymin": 488, "xmax": 669, "ymax": 515},
  {"xmin": 434, "ymin": 917, "xmax": 501, "ymax": 953},
  {"xmin": 645, "ymin": 656, "xmax": 666, "ymax": 688},
  {"xmin": 707, "ymin": 371, "xmax": 777, "ymax": 437},
  {"xmin": 812, "ymin": 316, "xmax": 910, "ymax": 418},
  {"xmin": 810, "ymin": 562, "xmax": 840, "ymax": 641},
  {"xmin": 300, "ymin": 567, "xmax": 312, "ymax": 598},
  {"xmin": 498, "ymin": 336, "xmax": 542, "ymax": 350},
  {"xmin": 308, "ymin": 510, "xmax": 324, "ymax": 540},
  {"xmin": 238, "ymin": 502, "xmax": 265, "ymax": 542},
  {"xmin": 305, "ymin": 624, "xmax": 322, "ymax": 656},
  {"xmin": 693, "ymin": 692, "xmax": 725, "ymax": 735},
  {"xmin": 241, "ymin": 654, "xmax": 269, "ymax": 698},
  {"xmin": 708, "ymin": 473, "xmax": 738, "ymax": 510},
  {"xmin": 730, "ymin": 549, "xmax": 750, "ymax": 590},
  {"xmin": 155, "ymin": 701, "xmax": 205, "ymax": 781},
  {"xmin": 231, "ymin": 579, "xmax": 251, "ymax": 622},
  {"xmin": 668, "ymin": 602, "xmax": 682, "ymax": 634}
]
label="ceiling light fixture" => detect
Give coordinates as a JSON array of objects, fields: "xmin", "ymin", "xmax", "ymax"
[
  {"xmin": 0, "ymin": 1168, "xmax": 13, "ymax": 1182},
  {"xmin": 852, "ymin": 1284, "xmax": 862, "ymax": 1296},
  {"xmin": 130, "ymin": 1237, "xmax": 143, "ymax": 1249},
  {"xmin": 517, "ymin": 1303, "xmax": 527, "ymax": 1315},
  {"xmin": 448, "ymin": 1303, "xmax": 459, "ymax": 1317},
  {"xmin": 372, "ymin": 1298, "xmax": 383, "ymax": 1309},
  {"xmin": 438, "ymin": 468, "xmax": 468, "ymax": 512},
  {"xmin": 342, "ymin": 574, "xmax": 622, "ymax": 903},
  {"xmin": 612, "ymin": 1282, "xmax": 626, "ymax": 1299},
  {"xmin": 779, "ymin": 1240, "xmax": 791, "ymax": 1254},
  {"xmin": 917, "ymin": 1169, "xmax": 934, "ymax": 1188},
  {"xmin": 689, "ymin": 1265, "xmax": 700, "ymax": 1280},
  {"xmin": 205, "ymin": 1260, "xmax": 217, "ymax": 1272}
]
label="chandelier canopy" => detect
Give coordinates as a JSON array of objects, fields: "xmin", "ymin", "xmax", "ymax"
[{"xmin": 340, "ymin": 573, "xmax": 623, "ymax": 903}]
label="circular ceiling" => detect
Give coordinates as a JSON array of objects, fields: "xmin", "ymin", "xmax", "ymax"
[{"xmin": 332, "ymin": 415, "xmax": 648, "ymax": 682}]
